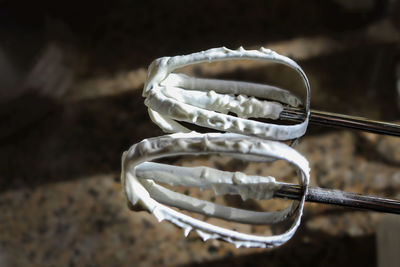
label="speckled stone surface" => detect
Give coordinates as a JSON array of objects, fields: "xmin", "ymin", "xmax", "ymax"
[
  {"xmin": 2, "ymin": 60, "xmax": 400, "ymax": 266},
  {"xmin": 2, "ymin": 129, "xmax": 400, "ymax": 266}
]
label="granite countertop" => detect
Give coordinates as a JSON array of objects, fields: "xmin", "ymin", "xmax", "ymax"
[{"xmin": 2, "ymin": 127, "xmax": 400, "ymax": 266}]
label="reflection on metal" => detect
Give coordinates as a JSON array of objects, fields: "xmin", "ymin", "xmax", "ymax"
[
  {"xmin": 281, "ymin": 107, "xmax": 400, "ymax": 137},
  {"xmin": 275, "ymin": 183, "xmax": 400, "ymax": 214}
]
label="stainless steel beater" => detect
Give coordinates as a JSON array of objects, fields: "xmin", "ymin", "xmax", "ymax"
[{"xmin": 281, "ymin": 107, "xmax": 400, "ymax": 137}]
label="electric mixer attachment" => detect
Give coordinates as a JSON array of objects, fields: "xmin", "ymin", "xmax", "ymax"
[{"xmin": 121, "ymin": 47, "xmax": 400, "ymax": 248}]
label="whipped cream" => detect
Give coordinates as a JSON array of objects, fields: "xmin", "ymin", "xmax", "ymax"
[
  {"xmin": 143, "ymin": 47, "xmax": 310, "ymax": 141},
  {"xmin": 121, "ymin": 132, "xmax": 310, "ymax": 248}
]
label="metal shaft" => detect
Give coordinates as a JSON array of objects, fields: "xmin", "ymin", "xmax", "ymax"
[
  {"xmin": 280, "ymin": 107, "xmax": 400, "ymax": 137},
  {"xmin": 274, "ymin": 183, "xmax": 400, "ymax": 214}
]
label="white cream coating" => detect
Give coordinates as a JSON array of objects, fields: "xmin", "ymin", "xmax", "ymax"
[
  {"xmin": 143, "ymin": 47, "xmax": 310, "ymax": 141},
  {"xmin": 148, "ymin": 108, "xmax": 191, "ymax": 133},
  {"xmin": 134, "ymin": 162, "xmax": 294, "ymax": 225},
  {"xmin": 162, "ymin": 73, "xmax": 302, "ymax": 107},
  {"xmin": 145, "ymin": 87, "xmax": 307, "ymax": 140},
  {"xmin": 161, "ymin": 85, "xmax": 284, "ymax": 119},
  {"xmin": 121, "ymin": 132, "xmax": 310, "ymax": 248},
  {"xmin": 136, "ymin": 162, "xmax": 279, "ymax": 201},
  {"xmin": 136, "ymin": 176, "xmax": 294, "ymax": 225}
]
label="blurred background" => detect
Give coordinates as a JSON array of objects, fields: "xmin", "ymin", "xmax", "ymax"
[{"xmin": 1, "ymin": 0, "xmax": 400, "ymax": 266}]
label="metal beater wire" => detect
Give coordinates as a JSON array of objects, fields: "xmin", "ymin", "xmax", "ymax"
[
  {"xmin": 276, "ymin": 106, "xmax": 400, "ymax": 214},
  {"xmin": 281, "ymin": 107, "xmax": 400, "ymax": 137},
  {"xmin": 273, "ymin": 183, "xmax": 400, "ymax": 214}
]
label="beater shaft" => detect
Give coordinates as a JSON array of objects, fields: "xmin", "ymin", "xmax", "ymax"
[
  {"xmin": 275, "ymin": 183, "xmax": 400, "ymax": 214},
  {"xmin": 281, "ymin": 107, "xmax": 400, "ymax": 137}
]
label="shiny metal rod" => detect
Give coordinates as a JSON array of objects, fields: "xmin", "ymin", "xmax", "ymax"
[
  {"xmin": 280, "ymin": 107, "xmax": 400, "ymax": 137},
  {"xmin": 274, "ymin": 183, "xmax": 400, "ymax": 214}
]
